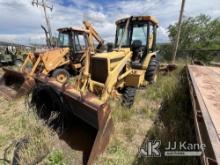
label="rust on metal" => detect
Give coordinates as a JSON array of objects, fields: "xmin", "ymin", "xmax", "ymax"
[
  {"xmin": 33, "ymin": 74, "xmax": 113, "ymax": 165},
  {"xmin": 159, "ymin": 63, "xmax": 177, "ymax": 72},
  {"xmin": 0, "ymin": 67, "xmax": 35, "ymax": 100},
  {"xmin": 187, "ymin": 65, "xmax": 220, "ymax": 165}
]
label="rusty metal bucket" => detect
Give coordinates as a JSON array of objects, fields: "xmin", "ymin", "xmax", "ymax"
[
  {"xmin": 0, "ymin": 67, "xmax": 35, "ymax": 100},
  {"xmin": 159, "ymin": 63, "xmax": 177, "ymax": 72},
  {"xmin": 29, "ymin": 75, "xmax": 113, "ymax": 165}
]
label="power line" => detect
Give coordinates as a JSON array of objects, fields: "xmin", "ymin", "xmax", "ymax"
[
  {"xmin": 32, "ymin": 0, "xmax": 53, "ymax": 47},
  {"xmin": 172, "ymin": 0, "xmax": 186, "ymax": 64}
]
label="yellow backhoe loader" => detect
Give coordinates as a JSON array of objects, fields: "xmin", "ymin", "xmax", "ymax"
[
  {"xmin": 29, "ymin": 16, "xmax": 159, "ymax": 164},
  {"xmin": 0, "ymin": 21, "xmax": 104, "ymax": 100}
]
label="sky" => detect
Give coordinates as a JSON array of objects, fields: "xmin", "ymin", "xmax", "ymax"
[{"xmin": 0, "ymin": 0, "xmax": 219, "ymax": 45}]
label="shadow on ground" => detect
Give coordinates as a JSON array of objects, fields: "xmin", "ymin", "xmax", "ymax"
[
  {"xmin": 59, "ymin": 116, "xmax": 97, "ymax": 165},
  {"xmin": 133, "ymin": 69, "xmax": 200, "ymax": 165}
]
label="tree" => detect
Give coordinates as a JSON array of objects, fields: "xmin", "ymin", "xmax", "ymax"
[{"xmin": 168, "ymin": 15, "xmax": 220, "ymax": 62}]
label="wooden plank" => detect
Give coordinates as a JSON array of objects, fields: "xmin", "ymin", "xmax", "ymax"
[{"xmin": 188, "ymin": 65, "xmax": 220, "ymax": 164}]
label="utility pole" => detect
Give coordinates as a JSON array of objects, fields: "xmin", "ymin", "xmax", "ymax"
[
  {"xmin": 32, "ymin": 0, "xmax": 53, "ymax": 47},
  {"xmin": 172, "ymin": 0, "xmax": 186, "ymax": 64}
]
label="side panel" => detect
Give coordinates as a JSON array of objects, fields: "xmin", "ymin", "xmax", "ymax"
[
  {"xmin": 125, "ymin": 70, "xmax": 145, "ymax": 87},
  {"xmin": 42, "ymin": 48, "xmax": 70, "ymax": 72}
]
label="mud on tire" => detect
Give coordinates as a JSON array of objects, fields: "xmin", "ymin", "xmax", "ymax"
[{"xmin": 122, "ymin": 87, "xmax": 136, "ymax": 108}]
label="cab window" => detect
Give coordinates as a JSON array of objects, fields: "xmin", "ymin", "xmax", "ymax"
[
  {"xmin": 74, "ymin": 33, "xmax": 86, "ymax": 52},
  {"xmin": 131, "ymin": 23, "xmax": 148, "ymax": 46},
  {"xmin": 58, "ymin": 32, "xmax": 70, "ymax": 47}
]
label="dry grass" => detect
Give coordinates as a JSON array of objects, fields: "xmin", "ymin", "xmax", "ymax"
[{"xmin": 95, "ymin": 68, "xmax": 177, "ymax": 164}]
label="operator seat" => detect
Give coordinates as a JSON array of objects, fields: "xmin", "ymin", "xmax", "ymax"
[{"xmin": 131, "ymin": 40, "xmax": 144, "ymax": 69}]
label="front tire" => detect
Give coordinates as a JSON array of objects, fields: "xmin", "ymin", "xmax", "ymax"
[
  {"xmin": 145, "ymin": 58, "xmax": 159, "ymax": 83},
  {"xmin": 52, "ymin": 68, "xmax": 70, "ymax": 84},
  {"xmin": 122, "ymin": 87, "xmax": 136, "ymax": 108}
]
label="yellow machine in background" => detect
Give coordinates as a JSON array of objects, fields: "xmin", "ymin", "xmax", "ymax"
[
  {"xmin": 20, "ymin": 48, "xmax": 70, "ymax": 81},
  {"xmin": 20, "ymin": 21, "xmax": 104, "ymax": 84},
  {"xmin": 29, "ymin": 16, "xmax": 159, "ymax": 164},
  {"xmin": 0, "ymin": 21, "xmax": 104, "ymax": 99}
]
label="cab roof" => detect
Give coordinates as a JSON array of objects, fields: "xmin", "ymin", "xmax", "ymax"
[
  {"xmin": 116, "ymin": 16, "xmax": 159, "ymax": 26},
  {"xmin": 57, "ymin": 27, "xmax": 89, "ymax": 33}
]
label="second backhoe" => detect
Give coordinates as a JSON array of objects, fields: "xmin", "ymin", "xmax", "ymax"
[{"xmin": 0, "ymin": 21, "xmax": 104, "ymax": 100}]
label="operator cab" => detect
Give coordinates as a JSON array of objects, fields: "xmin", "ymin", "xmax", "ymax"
[
  {"xmin": 57, "ymin": 28, "xmax": 89, "ymax": 63},
  {"xmin": 115, "ymin": 16, "xmax": 158, "ymax": 64}
]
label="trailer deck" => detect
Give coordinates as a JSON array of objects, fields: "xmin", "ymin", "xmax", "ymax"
[{"xmin": 187, "ymin": 65, "xmax": 220, "ymax": 165}]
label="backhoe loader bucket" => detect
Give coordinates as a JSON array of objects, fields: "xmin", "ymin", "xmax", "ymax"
[
  {"xmin": 0, "ymin": 67, "xmax": 35, "ymax": 100},
  {"xmin": 29, "ymin": 75, "xmax": 113, "ymax": 165}
]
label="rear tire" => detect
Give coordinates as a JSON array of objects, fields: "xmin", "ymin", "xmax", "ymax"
[
  {"xmin": 52, "ymin": 68, "xmax": 70, "ymax": 84},
  {"xmin": 122, "ymin": 87, "xmax": 136, "ymax": 108},
  {"xmin": 145, "ymin": 58, "xmax": 159, "ymax": 83}
]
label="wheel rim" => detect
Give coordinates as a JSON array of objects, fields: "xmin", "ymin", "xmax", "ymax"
[{"xmin": 56, "ymin": 73, "xmax": 67, "ymax": 83}]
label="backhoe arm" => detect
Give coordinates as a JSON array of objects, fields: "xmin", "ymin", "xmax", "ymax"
[{"xmin": 83, "ymin": 20, "xmax": 104, "ymax": 52}]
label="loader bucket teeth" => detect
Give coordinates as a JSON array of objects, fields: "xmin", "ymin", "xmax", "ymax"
[
  {"xmin": 29, "ymin": 75, "xmax": 113, "ymax": 165},
  {"xmin": 0, "ymin": 67, "xmax": 35, "ymax": 100}
]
